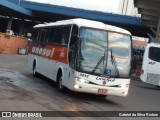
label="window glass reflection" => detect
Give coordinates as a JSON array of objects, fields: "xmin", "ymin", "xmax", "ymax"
[
  {"xmin": 77, "ymin": 28, "xmax": 107, "ymax": 74},
  {"xmin": 108, "ymin": 32, "xmax": 131, "ymax": 77}
]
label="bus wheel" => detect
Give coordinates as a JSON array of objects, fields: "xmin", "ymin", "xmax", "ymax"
[
  {"xmin": 57, "ymin": 72, "xmax": 65, "ymax": 92},
  {"xmin": 33, "ymin": 62, "xmax": 38, "ymax": 77}
]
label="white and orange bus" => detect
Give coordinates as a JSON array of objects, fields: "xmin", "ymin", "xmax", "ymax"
[{"xmin": 28, "ymin": 18, "xmax": 132, "ymax": 97}]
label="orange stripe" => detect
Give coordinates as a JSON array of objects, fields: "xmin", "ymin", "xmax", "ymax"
[{"xmin": 28, "ymin": 43, "xmax": 68, "ymax": 64}]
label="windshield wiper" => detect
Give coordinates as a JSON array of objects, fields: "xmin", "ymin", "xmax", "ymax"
[
  {"xmin": 92, "ymin": 48, "xmax": 107, "ymax": 73},
  {"xmin": 110, "ymin": 49, "xmax": 119, "ymax": 77},
  {"xmin": 91, "ymin": 56, "xmax": 105, "ymax": 73}
]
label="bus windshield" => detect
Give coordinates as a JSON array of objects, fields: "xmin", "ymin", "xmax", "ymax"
[
  {"xmin": 75, "ymin": 28, "xmax": 131, "ymax": 78},
  {"xmin": 108, "ymin": 32, "xmax": 131, "ymax": 78},
  {"xmin": 76, "ymin": 28, "xmax": 108, "ymax": 75}
]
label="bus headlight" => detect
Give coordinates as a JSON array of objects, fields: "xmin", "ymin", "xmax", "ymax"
[
  {"xmin": 74, "ymin": 85, "xmax": 79, "ymax": 89},
  {"xmin": 75, "ymin": 77, "xmax": 89, "ymax": 84}
]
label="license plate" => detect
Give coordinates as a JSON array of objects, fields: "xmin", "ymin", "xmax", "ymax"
[{"xmin": 98, "ymin": 89, "xmax": 108, "ymax": 93}]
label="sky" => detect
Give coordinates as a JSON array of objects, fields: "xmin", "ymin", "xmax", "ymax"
[{"xmin": 25, "ymin": 0, "xmax": 120, "ymax": 13}]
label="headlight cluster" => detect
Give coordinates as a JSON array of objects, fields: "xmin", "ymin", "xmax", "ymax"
[{"xmin": 75, "ymin": 77, "xmax": 89, "ymax": 84}]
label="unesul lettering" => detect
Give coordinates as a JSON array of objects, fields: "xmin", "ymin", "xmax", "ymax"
[
  {"xmin": 32, "ymin": 47, "xmax": 55, "ymax": 57},
  {"xmin": 96, "ymin": 77, "xmax": 115, "ymax": 82}
]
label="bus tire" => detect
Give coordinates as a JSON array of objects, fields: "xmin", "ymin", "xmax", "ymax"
[
  {"xmin": 57, "ymin": 70, "xmax": 65, "ymax": 92},
  {"xmin": 33, "ymin": 61, "xmax": 38, "ymax": 77}
]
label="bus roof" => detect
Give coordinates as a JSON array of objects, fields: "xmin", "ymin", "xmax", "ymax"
[
  {"xmin": 105, "ymin": 24, "xmax": 131, "ymax": 35},
  {"xmin": 34, "ymin": 18, "xmax": 131, "ymax": 35},
  {"xmin": 34, "ymin": 18, "xmax": 105, "ymax": 29}
]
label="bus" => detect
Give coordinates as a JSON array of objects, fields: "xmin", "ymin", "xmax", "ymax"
[
  {"xmin": 140, "ymin": 43, "xmax": 160, "ymax": 86},
  {"xmin": 28, "ymin": 18, "xmax": 132, "ymax": 97}
]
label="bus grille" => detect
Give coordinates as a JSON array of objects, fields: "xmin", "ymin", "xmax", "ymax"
[{"xmin": 147, "ymin": 73, "xmax": 160, "ymax": 85}]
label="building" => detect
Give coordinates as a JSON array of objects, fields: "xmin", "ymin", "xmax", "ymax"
[
  {"xmin": 118, "ymin": 0, "xmax": 140, "ymax": 17},
  {"xmin": 132, "ymin": 36, "xmax": 148, "ymax": 49}
]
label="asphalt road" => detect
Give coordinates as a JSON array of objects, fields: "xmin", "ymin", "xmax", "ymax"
[{"xmin": 0, "ymin": 54, "xmax": 159, "ymax": 120}]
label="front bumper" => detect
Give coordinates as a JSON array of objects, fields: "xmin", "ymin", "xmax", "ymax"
[{"xmin": 72, "ymin": 81, "xmax": 129, "ymax": 97}]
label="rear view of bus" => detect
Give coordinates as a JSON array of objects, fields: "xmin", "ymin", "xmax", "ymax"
[{"xmin": 140, "ymin": 43, "xmax": 160, "ymax": 86}]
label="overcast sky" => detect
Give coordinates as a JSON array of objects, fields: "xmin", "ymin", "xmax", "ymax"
[{"xmin": 25, "ymin": 0, "xmax": 120, "ymax": 13}]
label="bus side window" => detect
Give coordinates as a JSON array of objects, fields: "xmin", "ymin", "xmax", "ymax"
[
  {"xmin": 61, "ymin": 26, "xmax": 71, "ymax": 45},
  {"xmin": 39, "ymin": 29, "xmax": 47, "ymax": 44},
  {"xmin": 55, "ymin": 27, "xmax": 63, "ymax": 44},
  {"xmin": 69, "ymin": 25, "xmax": 78, "ymax": 47},
  {"xmin": 32, "ymin": 29, "xmax": 41, "ymax": 43},
  {"xmin": 36, "ymin": 30, "xmax": 41, "ymax": 43},
  {"xmin": 32, "ymin": 29, "xmax": 39, "ymax": 42},
  {"xmin": 69, "ymin": 25, "xmax": 78, "ymax": 68},
  {"xmin": 45, "ymin": 28, "xmax": 51, "ymax": 43},
  {"xmin": 149, "ymin": 47, "xmax": 160, "ymax": 62},
  {"xmin": 48, "ymin": 27, "xmax": 56, "ymax": 44}
]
